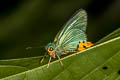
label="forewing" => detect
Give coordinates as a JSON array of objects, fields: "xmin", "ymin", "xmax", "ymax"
[
  {"xmin": 54, "ymin": 30, "xmax": 60, "ymax": 42},
  {"xmin": 54, "ymin": 9, "xmax": 87, "ymax": 45}
]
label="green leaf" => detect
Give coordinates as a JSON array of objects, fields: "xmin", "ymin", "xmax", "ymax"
[
  {"xmin": 0, "ymin": 56, "xmax": 49, "ymax": 79},
  {"xmin": 103, "ymin": 72, "xmax": 120, "ymax": 80},
  {"xmin": 0, "ymin": 29, "xmax": 120, "ymax": 80},
  {"xmin": 0, "ymin": 65, "xmax": 28, "ymax": 79},
  {"xmin": 0, "ymin": 56, "xmax": 43, "ymax": 69}
]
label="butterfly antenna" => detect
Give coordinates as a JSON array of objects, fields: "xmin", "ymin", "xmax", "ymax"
[
  {"xmin": 25, "ymin": 46, "xmax": 45, "ymax": 50},
  {"xmin": 56, "ymin": 53, "xmax": 63, "ymax": 67},
  {"xmin": 47, "ymin": 57, "xmax": 51, "ymax": 68},
  {"xmin": 25, "ymin": 47, "xmax": 33, "ymax": 50}
]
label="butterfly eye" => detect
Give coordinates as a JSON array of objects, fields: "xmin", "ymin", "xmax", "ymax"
[{"xmin": 49, "ymin": 47, "xmax": 54, "ymax": 51}]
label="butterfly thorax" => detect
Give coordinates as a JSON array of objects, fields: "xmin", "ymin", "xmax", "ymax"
[{"xmin": 46, "ymin": 41, "xmax": 66, "ymax": 58}]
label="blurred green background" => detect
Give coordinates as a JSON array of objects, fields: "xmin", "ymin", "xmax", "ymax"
[{"xmin": 0, "ymin": 0, "xmax": 119, "ymax": 59}]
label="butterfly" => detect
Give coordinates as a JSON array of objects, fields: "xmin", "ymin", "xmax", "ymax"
[{"xmin": 40, "ymin": 9, "xmax": 93, "ymax": 68}]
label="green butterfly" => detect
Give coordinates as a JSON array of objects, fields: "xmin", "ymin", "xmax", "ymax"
[{"xmin": 41, "ymin": 9, "xmax": 93, "ymax": 68}]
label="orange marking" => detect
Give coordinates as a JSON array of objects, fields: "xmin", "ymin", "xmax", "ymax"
[
  {"xmin": 77, "ymin": 41, "xmax": 93, "ymax": 51},
  {"xmin": 86, "ymin": 42, "xmax": 93, "ymax": 48},
  {"xmin": 78, "ymin": 47, "xmax": 85, "ymax": 51}
]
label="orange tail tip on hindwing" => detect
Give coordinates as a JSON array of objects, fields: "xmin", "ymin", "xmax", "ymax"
[
  {"xmin": 77, "ymin": 41, "xmax": 93, "ymax": 51},
  {"xmin": 86, "ymin": 42, "xmax": 93, "ymax": 48}
]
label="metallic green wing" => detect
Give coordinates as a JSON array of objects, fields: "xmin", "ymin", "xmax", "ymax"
[
  {"xmin": 54, "ymin": 30, "xmax": 60, "ymax": 42},
  {"xmin": 55, "ymin": 9, "xmax": 87, "ymax": 46},
  {"xmin": 54, "ymin": 9, "xmax": 87, "ymax": 42}
]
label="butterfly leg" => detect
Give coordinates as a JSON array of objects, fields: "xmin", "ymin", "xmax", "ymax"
[
  {"xmin": 40, "ymin": 52, "xmax": 47, "ymax": 63},
  {"xmin": 47, "ymin": 57, "xmax": 51, "ymax": 68},
  {"xmin": 56, "ymin": 53, "xmax": 63, "ymax": 67}
]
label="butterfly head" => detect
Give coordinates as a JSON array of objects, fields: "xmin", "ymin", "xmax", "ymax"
[{"xmin": 45, "ymin": 42, "xmax": 56, "ymax": 58}]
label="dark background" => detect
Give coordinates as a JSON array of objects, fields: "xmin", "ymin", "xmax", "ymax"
[{"xmin": 0, "ymin": 0, "xmax": 119, "ymax": 59}]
